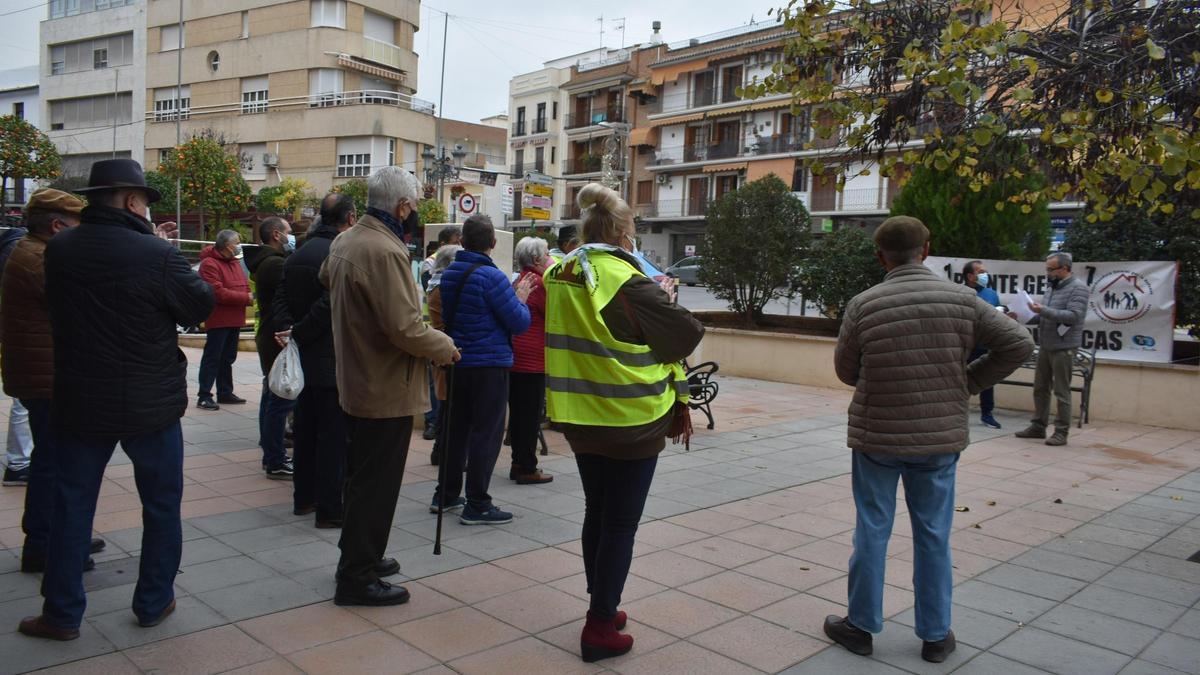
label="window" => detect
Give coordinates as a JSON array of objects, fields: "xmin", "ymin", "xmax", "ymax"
[
  {"xmin": 388, "ymin": 139, "xmax": 397, "ymax": 166},
  {"xmin": 161, "ymin": 24, "xmax": 183, "ymax": 51},
  {"xmin": 363, "ymin": 9, "xmax": 394, "ymax": 43},
  {"xmin": 49, "ymin": 33, "xmax": 132, "ymax": 75},
  {"xmin": 50, "ymin": 0, "xmax": 135, "ymax": 18},
  {"xmin": 552, "ymin": 101, "xmax": 558, "ymax": 120},
  {"xmin": 514, "ymin": 148, "xmax": 524, "ymax": 174},
  {"xmin": 309, "ymin": 68, "xmax": 344, "ymax": 107},
  {"xmin": 360, "ymin": 75, "xmax": 398, "ymax": 104},
  {"xmin": 49, "ymin": 93, "xmax": 133, "ymax": 131},
  {"xmin": 336, "ymin": 138, "xmax": 372, "ymax": 177},
  {"xmin": 241, "ymin": 76, "xmax": 269, "ymax": 114},
  {"xmin": 241, "ymin": 11, "xmax": 249, "ymax": 38},
  {"xmin": 515, "ymin": 106, "xmax": 526, "ymax": 136},
  {"xmin": 152, "ymin": 86, "xmax": 190, "ymax": 121},
  {"xmin": 636, "ymin": 180, "xmax": 652, "ymax": 204},
  {"xmin": 535, "ymin": 102, "xmax": 546, "ymax": 133},
  {"xmin": 534, "ymin": 146, "xmax": 544, "ymax": 172},
  {"xmin": 550, "ymin": 146, "xmax": 556, "ymax": 165},
  {"xmin": 158, "ymin": 148, "xmax": 171, "ymax": 166},
  {"xmin": 92, "ymin": 48, "xmax": 108, "ymax": 69},
  {"xmin": 311, "ymin": 0, "xmax": 346, "ymax": 28},
  {"xmin": 13, "ymin": 102, "xmax": 24, "ymax": 120}
]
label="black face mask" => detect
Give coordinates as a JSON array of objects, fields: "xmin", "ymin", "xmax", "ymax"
[
  {"xmin": 1048, "ymin": 276, "xmax": 1061, "ymax": 289},
  {"xmin": 404, "ymin": 209, "xmax": 421, "ymax": 235}
]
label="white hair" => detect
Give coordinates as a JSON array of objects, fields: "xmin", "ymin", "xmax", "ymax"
[
  {"xmin": 514, "ymin": 236, "xmax": 549, "ymax": 270},
  {"xmin": 433, "ymin": 244, "xmax": 461, "ymax": 274},
  {"xmin": 367, "ymin": 166, "xmax": 421, "ymax": 211},
  {"xmin": 215, "ymin": 229, "xmax": 240, "ymax": 250}
]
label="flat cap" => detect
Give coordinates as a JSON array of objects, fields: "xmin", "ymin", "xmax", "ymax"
[
  {"xmin": 874, "ymin": 215, "xmax": 929, "ymax": 252},
  {"xmin": 25, "ymin": 188, "xmax": 85, "ymax": 217}
]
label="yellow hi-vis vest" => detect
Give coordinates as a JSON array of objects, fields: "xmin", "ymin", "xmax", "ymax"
[{"xmin": 544, "ymin": 250, "xmax": 687, "ymax": 427}]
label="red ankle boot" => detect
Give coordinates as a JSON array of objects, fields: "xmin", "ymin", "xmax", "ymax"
[
  {"xmin": 614, "ymin": 610, "xmax": 627, "ymax": 631},
  {"xmin": 581, "ymin": 611, "xmax": 633, "ymax": 662}
]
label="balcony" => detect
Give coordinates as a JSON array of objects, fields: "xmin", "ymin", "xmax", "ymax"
[
  {"xmin": 362, "ymin": 36, "xmax": 403, "ymax": 70},
  {"xmin": 532, "ymin": 118, "xmax": 547, "ymax": 134},
  {"xmin": 564, "ymin": 154, "xmax": 604, "ymax": 175},
  {"xmin": 651, "ymin": 198, "xmax": 712, "ymax": 218},
  {"xmin": 565, "ymin": 106, "xmax": 625, "ymax": 130},
  {"xmin": 511, "ymin": 162, "xmax": 524, "ymax": 176},
  {"xmin": 146, "ymin": 89, "xmax": 434, "ymax": 123},
  {"xmin": 512, "ymin": 122, "xmax": 526, "ymax": 137},
  {"xmin": 809, "ymin": 187, "xmax": 892, "ymax": 213},
  {"xmin": 684, "ymin": 141, "xmax": 742, "ymax": 163}
]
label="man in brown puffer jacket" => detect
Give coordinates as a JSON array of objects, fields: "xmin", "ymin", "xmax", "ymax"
[{"xmin": 824, "ymin": 216, "xmax": 1033, "ymax": 665}]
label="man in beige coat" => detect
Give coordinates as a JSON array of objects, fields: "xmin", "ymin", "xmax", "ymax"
[
  {"xmin": 320, "ymin": 166, "xmax": 459, "ymax": 606},
  {"xmin": 826, "ymin": 217, "xmax": 1033, "ymax": 664}
]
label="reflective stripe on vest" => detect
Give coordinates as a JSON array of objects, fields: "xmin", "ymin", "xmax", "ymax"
[{"xmin": 544, "ymin": 250, "xmax": 687, "ymax": 427}]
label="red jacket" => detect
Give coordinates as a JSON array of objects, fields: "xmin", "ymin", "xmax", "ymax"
[
  {"xmin": 198, "ymin": 245, "xmax": 252, "ymax": 328},
  {"xmin": 511, "ymin": 267, "xmax": 546, "ymax": 373}
]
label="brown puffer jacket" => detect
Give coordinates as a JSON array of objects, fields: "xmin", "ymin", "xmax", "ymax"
[
  {"xmin": 835, "ymin": 264, "xmax": 1034, "ymax": 456},
  {"xmin": 1, "ymin": 233, "xmax": 53, "ymax": 399}
]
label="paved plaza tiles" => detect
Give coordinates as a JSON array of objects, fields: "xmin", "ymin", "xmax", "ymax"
[{"xmin": 0, "ymin": 347, "xmax": 1197, "ymax": 674}]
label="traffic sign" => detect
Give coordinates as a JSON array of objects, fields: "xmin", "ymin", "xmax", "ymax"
[
  {"xmin": 500, "ymin": 183, "xmax": 514, "ymax": 213},
  {"xmin": 523, "ymin": 171, "xmax": 553, "ymax": 186},
  {"xmin": 458, "ymin": 193, "xmax": 476, "ymax": 214},
  {"xmin": 522, "ymin": 183, "xmax": 553, "ymax": 220}
]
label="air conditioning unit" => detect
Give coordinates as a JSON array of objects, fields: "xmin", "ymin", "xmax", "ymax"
[
  {"xmin": 655, "ymin": 173, "xmax": 669, "ymax": 185},
  {"xmin": 742, "ymin": 112, "xmax": 755, "ymax": 124},
  {"xmin": 262, "ymin": 152, "xmax": 279, "ymax": 167}
]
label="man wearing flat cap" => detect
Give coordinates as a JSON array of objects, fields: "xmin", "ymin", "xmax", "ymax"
[
  {"xmin": 825, "ymin": 216, "xmax": 1033, "ymax": 664},
  {"xmin": 18, "ymin": 159, "xmax": 214, "ymax": 641},
  {"xmin": 1, "ymin": 189, "xmax": 112, "ymax": 577}
]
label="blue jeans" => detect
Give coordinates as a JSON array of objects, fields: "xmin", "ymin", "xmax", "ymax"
[
  {"xmin": 41, "ymin": 422, "xmax": 184, "ymax": 629},
  {"xmin": 258, "ymin": 380, "xmax": 296, "ymax": 469},
  {"xmin": 20, "ymin": 399, "xmax": 53, "ymax": 561},
  {"xmin": 5, "ymin": 399, "xmax": 32, "ymax": 471},
  {"xmin": 576, "ymin": 452, "xmax": 658, "ymax": 619},
  {"xmin": 436, "ymin": 367, "xmax": 508, "ymax": 511},
  {"xmin": 197, "ymin": 327, "xmax": 240, "ymax": 401},
  {"xmin": 969, "ymin": 348, "xmax": 994, "ymax": 415},
  {"xmin": 848, "ymin": 450, "xmax": 959, "ymax": 641}
]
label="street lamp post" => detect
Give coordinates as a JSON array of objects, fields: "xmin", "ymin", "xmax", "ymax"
[{"xmin": 421, "ymin": 143, "xmax": 468, "ymax": 223}]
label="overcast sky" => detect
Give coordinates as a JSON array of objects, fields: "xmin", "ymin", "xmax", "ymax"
[{"xmin": 1, "ymin": 0, "xmax": 779, "ymax": 121}]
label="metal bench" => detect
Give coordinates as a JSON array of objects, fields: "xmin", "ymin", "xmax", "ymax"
[
  {"xmin": 996, "ymin": 343, "xmax": 1097, "ymax": 428},
  {"xmin": 685, "ymin": 360, "xmax": 720, "ymax": 431}
]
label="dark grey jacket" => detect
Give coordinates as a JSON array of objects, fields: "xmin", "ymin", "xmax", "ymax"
[
  {"xmin": 1029, "ymin": 275, "xmax": 1090, "ymax": 351},
  {"xmin": 835, "ymin": 264, "xmax": 1034, "ymax": 456}
]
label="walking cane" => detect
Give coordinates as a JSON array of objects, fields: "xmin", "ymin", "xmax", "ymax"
[{"xmin": 433, "ymin": 364, "xmax": 455, "ymax": 555}]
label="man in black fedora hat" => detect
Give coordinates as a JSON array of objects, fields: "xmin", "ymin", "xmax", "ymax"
[{"xmin": 18, "ymin": 159, "xmax": 214, "ymax": 641}]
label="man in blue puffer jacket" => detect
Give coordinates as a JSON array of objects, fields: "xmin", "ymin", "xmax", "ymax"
[{"xmin": 433, "ymin": 214, "xmax": 533, "ymax": 525}]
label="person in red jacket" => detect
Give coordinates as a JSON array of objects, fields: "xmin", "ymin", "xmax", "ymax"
[
  {"xmin": 196, "ymin": 229, "xmax": 253, "ymax": 410},
  {"xmin": 507, "ymin": 236, "xmax": 553, "ymax": 485}
]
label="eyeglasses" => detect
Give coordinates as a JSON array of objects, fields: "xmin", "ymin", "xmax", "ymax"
[{"xmin": 1045, "ymin": 266, "xmax": 1062, "ymax": 273}]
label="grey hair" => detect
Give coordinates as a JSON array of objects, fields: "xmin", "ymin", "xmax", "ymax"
[
  {"xmin": 215, "ymin": 229, "xmax": 240, "ymax": 250},
  {"xmin": 433, "ymin": 244, "xmax": 461, "ymax": 274},
  {"xmin": 514, "ymin": 236, "xmax": 549, "ymax": 270},
  {"xmin": 1047, "ymin": 252, "xmax": 1073, "ymax": 269},
  {"xmin": 367, "ymin": 166, "xmax": 421, "ymax": 211}
]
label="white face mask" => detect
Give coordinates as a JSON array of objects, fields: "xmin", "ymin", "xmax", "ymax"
[{"xmin": 623, "ymin": 232, "xmax": 640, "ymax": 255}]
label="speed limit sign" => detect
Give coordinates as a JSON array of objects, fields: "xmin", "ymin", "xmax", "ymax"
[{"xmin": 458, "ymin": 193, "xmax": 477, "ymax": 214}]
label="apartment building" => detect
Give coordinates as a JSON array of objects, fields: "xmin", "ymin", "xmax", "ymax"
[
  {"xmin": 0, "ymin": 66, "xmax": 41, "ymax": 207},
  {"xmin": 434, "ymin": 117, "xmax": 507, "ymax": 225},
  {"xmin": 142, "ymin": 0, "xmax": 433, "ymax": 195},
  {"xmin": 505, "ymin": 56, "xmax": 574, "ymax": 227},
  {"xmin": 39, "ymin": 0, "xmax": 147, "ymax": 182}
]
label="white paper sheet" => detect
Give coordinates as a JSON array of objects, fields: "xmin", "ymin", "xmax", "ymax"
[{"xmin": 1013, "ymin": 289, "xmax": 1037, "ymax": 325}]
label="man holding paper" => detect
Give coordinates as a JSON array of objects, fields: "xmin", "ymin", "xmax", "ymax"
[{"xmin": 1014, "ymin": 252, "xmax": 1091, "ymax": 446}]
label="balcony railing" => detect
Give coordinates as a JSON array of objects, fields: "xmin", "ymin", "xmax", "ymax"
[
  {"xmin": 532, "ymin": 118, "xmax": 547, "ymax": 134},
  {"xmin": 808, "ymin": 187, "xmax": 891, "ymax": 213},
  {"xmin": 363, "ymin": 36, "xmax": 403, "ymax": 70},
  {"xmin": 512, "ymin": 122, "xmax": 526, "ymax": 137},
  {"xmin": 565, "ymin": 106, "xmax": 625, "ymax": 130},
  {"xmin": 511, "ymin": 162, "xmax": 524, "ymax": 176},
  {"xmin": 650, "ymin": 198, "xmax": 711, "ymax": 218},
  {"xmin": 684, "ymin": 140, "xmax": 742, "ymax": 163},
  {"xmin": 145, "ymin": 89, "xmax": 435, "ymax": 122},
  {"xmin": 564, "ymin": 155, "xmax": 607, "ymax": 174}
]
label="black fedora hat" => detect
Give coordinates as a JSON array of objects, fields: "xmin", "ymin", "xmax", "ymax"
[{"xmin": 76, "ymin": 158, "xmax": 162, "ymax": 203}]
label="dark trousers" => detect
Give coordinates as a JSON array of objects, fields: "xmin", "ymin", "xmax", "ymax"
[
  {"xmin": 258, "ymin": 379, "xmax": 296, "ymax": 469},
  {"xmin": 20, "ymin": 399, "xmax": 53, "ymax": 562},
  {"xmin": 507, "ymin": 372, "xmax": 545, "ymax": 472},
  {"xmin": 968, "ymin": 348, "xmax": 994, "ymax": 415},
  {"xmin": 41, "ymin": 422, "xmax": 184, "ymax": 629},
  {"xmin": 436, "ymin": 367, "xmax": 507, "ymax": 511},
  {"xmin": 336, "ymin": 415, "xmax": 412, "ymax": 587},
  {"xmin": 576, "ymin": 452, "xmax": 657, "ymax": 619},
  {"xmin": 198, "ymin": 326, "xmax": 241, "ymax": 401},
  {"xmin": 293, "ymin": 386, "xmax": 346, "ymax": 521}
]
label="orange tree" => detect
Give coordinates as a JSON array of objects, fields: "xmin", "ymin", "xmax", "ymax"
[
  {"xmin": 159, "ymin": 136, "xmax": 251, "ymax": 237},
  {"xmin": 0, "ymin": 115, "xmax": 61, "ymax": 204}
]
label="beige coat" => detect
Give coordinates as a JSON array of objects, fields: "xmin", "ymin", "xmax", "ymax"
[
  {"xmin": 320, "ymin": 215, "xmax": 457, "ymax": 419},
  {"xmin": 835, "ymin": 264, "xmax": 1034, "ymax": 456}
]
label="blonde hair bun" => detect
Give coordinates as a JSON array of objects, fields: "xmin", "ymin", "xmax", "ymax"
[{"xmin": 577, "ymin": 183, "xmax": 620, "ymax": 213}]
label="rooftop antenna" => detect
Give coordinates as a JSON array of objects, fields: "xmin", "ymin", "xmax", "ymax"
[
  {"xmin": 597, "ymin": 13, "xmax": 604, "ymax": 49},
  {"xmin": 611, "ymin": 17, "xmax": 626, "ymax": 49}
]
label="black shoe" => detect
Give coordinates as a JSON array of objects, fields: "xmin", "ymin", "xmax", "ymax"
[
  {"xmin": 294, "ymin": 505, "xmax": 316, "ymax": 516},
  {"xmin": 197, "ymin": 398, "xmax": 220, "ymax": 411},
  {"xmin": 21, "ymin": 556, "xmax": 96, "ymax": 574},
  {"xmin": 422, "ymin": 425, "xmax": 437, "ymax": 441},
  {"xmin": 265, "ymin": 459, "xmax": 294, "ymax": 480},
  {"xmin": 315, "ymin": 519, "xmax": 342, "ymax": 529},
  {"xmin": 2, "ymin": 467, "xmax": 29, "ymax": 486},
  {"xmin": 217, "ymin": 394, "xmax": 246, "ymax": 404},
  {"xmin": 824, "ymin": 615, "xmax": 872, "ymax": 656},
  {"xmin": 334, "ymin": 580, "xmax": 411, "ymax": 607},
  {"xmin": 376, "ymin": 557, "xmax": 401, "ymax": 577},
  {"xmin": 90, "ymin": 538, "xmax": 106, "ymax": 554},
  {"xmin": 922, "ymin": 630, "xmax": 956, "ymax": 663}
]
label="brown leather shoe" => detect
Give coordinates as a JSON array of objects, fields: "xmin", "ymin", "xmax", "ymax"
[
  {"xmin": 512, "ymin": 469, "xmax": 554, "ymax": 485},
  {"xmin": 18, "ymin": 615, "xmax": 79, "ymax": 641},
  {"xmin": 138, "ymin": 599, "xmax": 176, "ymax": 628},
  {"xmin": 1045, "ymin": 431, "xmax": 1069, "ymax": 446},
  {"xmin": 1014, "ymin": 425, "xmax": 1047, "ymax": 439}
]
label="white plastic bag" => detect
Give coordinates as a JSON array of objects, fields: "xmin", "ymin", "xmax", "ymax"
[{"xmin": 268, "ymin": 339, "xmax": 304, "ymax": 400}]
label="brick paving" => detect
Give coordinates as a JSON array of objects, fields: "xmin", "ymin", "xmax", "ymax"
[{"xmin": 0, "ymin": 346, "xmax": 1197, "ymax": 674}]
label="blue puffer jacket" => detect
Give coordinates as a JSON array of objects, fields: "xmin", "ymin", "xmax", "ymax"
[{"xmin": 439, "ymin": 249, "xmax": 531, "ymax": 368}]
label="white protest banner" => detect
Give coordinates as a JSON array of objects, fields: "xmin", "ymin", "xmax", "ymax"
[{"xmin": 925, "ymin": 256, "xmax": 1178, "ymax": 363}]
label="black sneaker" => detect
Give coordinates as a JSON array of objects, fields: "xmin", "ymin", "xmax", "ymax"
[
  {"xmin": 459, "ymin": 504, "xmax": 513, "ymax": 525},
  {"xmin": 265, "ymin": 460, "xmax": 294, "ymax": 480},
  {"xmin": 823, "ymin": 615, "xmax": 873, "ymax": 656},
  {"xmin": 197, "ymin": 399, "xmax": 220, "ymax": 411},
  {"xmin": 429, "ymin": 496, "xmax": 465, "ymax": 514},
  {"xmin": 2, "ymin": 467, "xmax": 29, "ymax": 486},
  {"xmin": 422, "ymin": 425, "xmax": 437, "ymax": 441},
  {"xmin": 922, "ymin": 630, "xmax": 956, "ymax": 663},
  {"xmin": 217, "ymin": 394, "xmax": 247, "ymax": 404}
]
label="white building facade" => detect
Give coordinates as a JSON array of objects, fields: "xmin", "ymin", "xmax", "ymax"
[{"xmin": 0, "ymin": 66, "xmax": 41, "ymax": 207}]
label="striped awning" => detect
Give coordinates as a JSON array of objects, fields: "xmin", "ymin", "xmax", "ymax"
[
  {"xmin": 649, "ymin": 112, "xmax": 706, "ymax": 127},
  {"xmin": 337, "ymin": 55, "xmax": 405, "ymax": 83},
  {"xmin": 702, "ymin": 162, "xmax": 747, "ymax": 173},
  {"xmin": 629, "ymin": 126, "xmax": 659, "ymax": 147}
]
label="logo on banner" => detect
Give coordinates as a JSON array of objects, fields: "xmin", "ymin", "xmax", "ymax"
[{"xmin": 1091, "ymin": 270, "xmax": 1154, "ymax": 324}]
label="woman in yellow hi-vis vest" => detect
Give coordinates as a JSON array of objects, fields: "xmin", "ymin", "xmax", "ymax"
[{"xmin": 544, "ymin": 183, "xmax": 704, "ymax": 663}]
